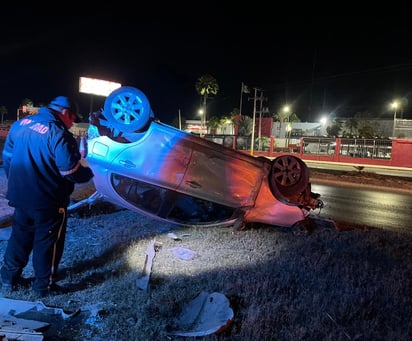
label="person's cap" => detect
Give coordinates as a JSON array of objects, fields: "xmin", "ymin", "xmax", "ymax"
[{"xmin": 48, "ymin": 96, "xmax": 82, "ymax": 123}]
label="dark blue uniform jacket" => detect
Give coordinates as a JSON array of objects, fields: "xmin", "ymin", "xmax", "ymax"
[{"xmin": 2, "ymin": 107, "xmax": 94, "ymax": 209}]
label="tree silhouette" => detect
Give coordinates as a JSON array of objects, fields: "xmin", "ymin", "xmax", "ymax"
[
  {"xmin": 237, "ymin": 116, "xmax": 253, "ymax": 136},
  {"xmin": 195, "ymin": 74, "xmax": 219, "ymax": 134}
]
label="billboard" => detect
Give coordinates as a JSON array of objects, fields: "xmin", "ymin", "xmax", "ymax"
[{"xmin": 79, "ymin": 77, "xmax": 122, "ymax": 97}]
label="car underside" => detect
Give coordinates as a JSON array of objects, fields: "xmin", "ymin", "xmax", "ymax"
[{"xmin": 76, "ymin": 86, "xmax": 327, "ymax": 229}]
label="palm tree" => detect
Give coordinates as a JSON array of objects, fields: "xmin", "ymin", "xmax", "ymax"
[{"xmin": 195, "ymin": 74, "xmax": 219, "ymax": 135}]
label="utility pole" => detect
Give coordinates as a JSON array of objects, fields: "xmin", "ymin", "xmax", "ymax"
[
  {"xmin": 256, "ymin": 91, "xmax": 268, "ymax": 151},
  {"xmin": 249, "ymin": 87, "xmax": 258, "ymax": 156},
  {"xmin": 248, "ymin": 87, "xmax": 268, "ymax": 154},
  {"xmin": 202, "ymin": 95, "xmax": 207, "ymax": 137},
  {"xmin": 239, "ymin": 83, "xmax": 244, "ymax": 117}
]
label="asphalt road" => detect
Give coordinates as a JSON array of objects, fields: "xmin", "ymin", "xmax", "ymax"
[{"xmin": 311, "ymin": 183, "xmax": 412, "ymax": 232}]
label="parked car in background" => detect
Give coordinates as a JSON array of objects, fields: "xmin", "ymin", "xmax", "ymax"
[{"xmin": 83, "ymin": 86, "xmax": 324, "ymax": 229}]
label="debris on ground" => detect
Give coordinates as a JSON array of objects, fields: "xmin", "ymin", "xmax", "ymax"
[
  {"xmin": 170, "ymin": 247, "xmax": 197, "ymax": 260},
  {"xmin": 0, "ymin": 297, "xmax": 80, "ymax": 340},
  {"xmin": 167, "ymin": 232, "xmax": 191, "ymax": 241},
  {"xmin": 167, "ymin": 291, "xmax": 234, "ymax": 337},
  {"xmin": 136, "ymin": 239, "xmax": 161, "ymax": 291}
]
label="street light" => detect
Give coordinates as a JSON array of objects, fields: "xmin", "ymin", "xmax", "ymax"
[
  {"xmin": 198, "ymin": 109, "xmax": 204, "ymax": 137},
  {"xmin": 391, "ymin": 101, "xmax": 399, "ymax": 138}
]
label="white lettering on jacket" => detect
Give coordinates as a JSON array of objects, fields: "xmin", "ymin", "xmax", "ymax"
[
  {"xmin": 20, "ymin": 118, "xmax": 33, "ymax": 125},
  {"xmin": 29, "ymin": 123, "xmax": 49, "ymax": 134}
]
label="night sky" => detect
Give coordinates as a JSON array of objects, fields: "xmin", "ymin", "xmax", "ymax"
[{"xmin": 1, "ymin": 8, "xmax": 412, "ymax": 124}]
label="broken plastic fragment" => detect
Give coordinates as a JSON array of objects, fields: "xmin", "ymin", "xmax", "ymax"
[
  {"xmin": 136, "ymin": 239, "xmax": 160, "ymax": 291},
  {"xmin": 0, "ymin": 298, "xmax": 79, "ymax": 319},
  {"xmin": 170, "ymin": 247, "xmax": 196, "ymax": 260},
  {"xmin": 168, "ymin": 291, "xmax": 234, "ymax": 337},
  {"xmin": 167, "ymin": 232, "xmax": 181, "ymax": 241}
]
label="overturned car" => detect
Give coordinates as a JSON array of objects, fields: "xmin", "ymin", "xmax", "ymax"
[{"xmin": 82, "ymin": 86, "xmax": 324, "ymax": 229}]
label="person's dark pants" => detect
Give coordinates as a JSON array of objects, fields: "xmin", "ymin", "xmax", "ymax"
[{"xmin": 0, "ymin": 206, "xmax": 67, "ymax": 293}]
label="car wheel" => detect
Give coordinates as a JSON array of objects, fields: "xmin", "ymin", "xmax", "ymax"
[
  {"xmin": 269, "ymin": 155, "xmax": 309, "ymax": 200},
  {"xmin": 103, "ymin": 86, "xmax": 153, "ymax": 133}
]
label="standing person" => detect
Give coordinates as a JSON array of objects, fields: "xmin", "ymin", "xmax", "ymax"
[{"xmin": 0, "ymin": 96, "xmax": 94, "ymax": 297}]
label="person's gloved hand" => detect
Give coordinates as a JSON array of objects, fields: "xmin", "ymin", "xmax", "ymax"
[{"xmin": 79, "ymin": 136, "xmax": 88, "ymax": 158}]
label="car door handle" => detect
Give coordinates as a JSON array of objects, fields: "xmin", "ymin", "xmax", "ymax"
[
  {"xmin": 185, "ymin": 180, "xmax": 202, "ymax": 188},
  {"xmin": 119, "ymin": 160, "xmax": 136, "ymax": 168}
]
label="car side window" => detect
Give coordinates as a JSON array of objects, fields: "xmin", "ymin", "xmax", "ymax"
[{"xmin": 111, "ymin": 174, "xmax": 236, "ymax": 224}]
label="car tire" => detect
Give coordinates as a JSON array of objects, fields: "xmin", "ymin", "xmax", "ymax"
[
  {"xmin": 103, "ymin": 86, "xmax": 154, "ymax": 133},
  {"xmin": 269, "ymin": 154, "xmax": 309, "ymax": 201}
]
